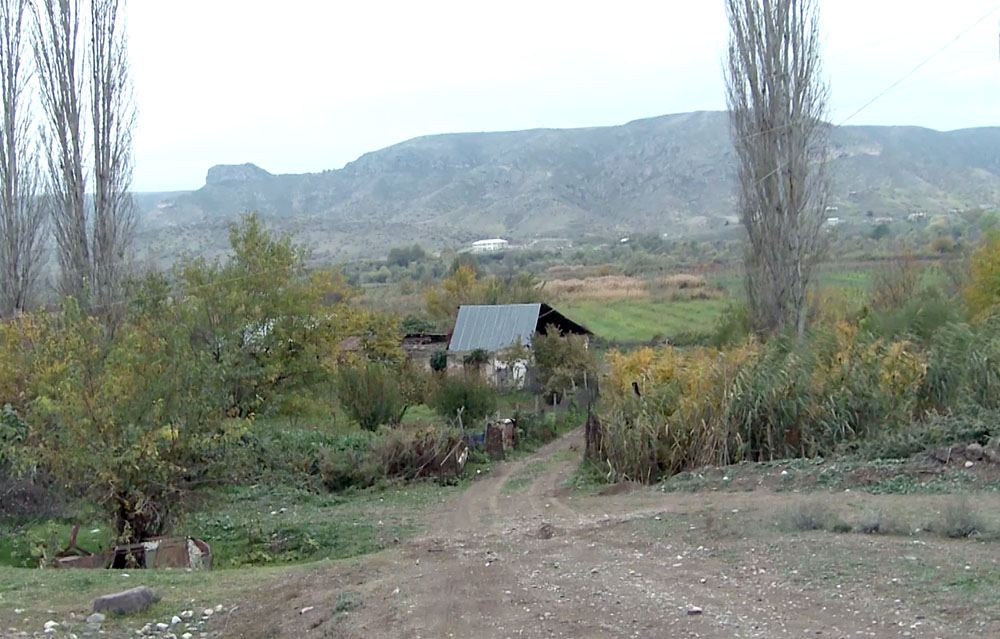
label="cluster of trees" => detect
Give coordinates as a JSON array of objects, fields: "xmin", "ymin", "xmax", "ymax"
[
  {"xmin": 0, "ymin": 215, "xmax": 403, "ymax": 541},
  {"xmin": 0, "ymin": 0, "xmax": 134, "ymax": 318},
  {"xmin": 424, "ymin": 264, "xmax": 542, "ymax": 323}
]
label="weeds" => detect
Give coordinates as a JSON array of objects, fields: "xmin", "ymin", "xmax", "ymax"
[
  {"xmin": 933, "ymin": 499, "xmax": 988, "ymax": 539},
  {"xmin": 598, "ymin": 315, "xmax": 1000, "ymax": 483},
  {"xmin": 334, "ymin": 590, "xmax": 363, "ymax": 614},
  {"xmin": 784, "ymin": 501, "xmax": 850, "ymax": 534}
]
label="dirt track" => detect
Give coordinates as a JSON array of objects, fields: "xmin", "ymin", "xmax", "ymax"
[{"xmin": 222, "ymin": 428, "xmax": 1000, "ymax": 639}]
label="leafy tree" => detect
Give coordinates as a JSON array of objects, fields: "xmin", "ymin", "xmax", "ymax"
[
  {"xmin": 18, "ymin": 300, "xmax": 238, "ymax": 542},
  {"xmin": 431, "ymin": 374, "xmax": 498, "ymax": 423},
  {"xmin": 425, "ymin": 265, "xmax": 542, "ymax": 322},
  {"xmin": 533, "ymin": 327, "xmax": 597, "ymax": 399},
  {"xmin": 425, "ymin": 265, "xmax": 482, "ymax": 321},
  {"xmin": 401, "ymin": 314, "xmax": 436, "ymax": 334},
  {"xmin": 387, "ymin": 244, "xmax": 426, "ymax": 268},
  {"xmin": 335, "ymin": 362, "xmax": 407, "ymax": 431},
  {"xmin": 871, "ymin": 223, "xmax": 891, "ymax": 241},
  {"xmin": 180, "ymin": 214, "xmax": 353, "ymax": 416}
]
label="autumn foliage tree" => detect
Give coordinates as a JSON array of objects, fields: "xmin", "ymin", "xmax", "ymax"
[
  {"xmin": 0, "ymin": 215, "xmax": 393, "ymax": 542},
  {"xmin": 181, "ymin": 214, "xmax": 355, "ymax": 417},
  {"xmin": 424, "ymin": 265, "xmax": 542, "ymax": 322}
]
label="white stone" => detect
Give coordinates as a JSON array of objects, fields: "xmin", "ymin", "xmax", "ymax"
[
  {"xmin": 180, "ymin": 610, "xmax": 194, "ymax": 620},
  {"xmin": 43, "ymin": 621, "xmax": 59, "ymax": 631},
  {"xmin": 86, "ymin": 613, "xmax": 106, "ymax": 625},
  {"xmin": 964, "ymin": 460, "xmax": 975, "ymax": 468},
  {"xmin": 156, "ymin": 622, "xmax": 170, "ymax": 631},
  {"xmin": 214, "ymin": 604, "xmax": 223, "ymax": 612},
  {"xmin": 171, "ymin": 615, "xmax": 182, "ymax": 625},
  {"xmin": 202, "ymin": 609, "xmax": 214, "ymax": 618}
]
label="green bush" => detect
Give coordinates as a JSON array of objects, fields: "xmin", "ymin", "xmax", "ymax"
[
  {"xmin": 843, "ymin": 410, "xmax": 997, "ymax": 461},
  {"xmin": 430, "ymin": 375, "xmax": 498, "ymax": 423},
  {"xmin": 430, "ymin": 350, "xmax": 448, "ymax": 373},
  {"xmin": 533, "ymin": 329, "xmax": 596, "ymax": 399},
  {"xmin": 709, "ymin": 303, "xmax": 750, "ymax": 348},
  {"xmin": 918, "ymin": 317, "xmax": 1000, "ymax": 412},
  {"xmin": 317, "ymin": 432, "xmax": 380, "ymax": 491},
  {"xmin": 864, "ymin": 288, "xmax": 959, "ymax": 342},
  {"xmin": 335, "ymin": 363, "xmax": 407, "ymax": 431}
]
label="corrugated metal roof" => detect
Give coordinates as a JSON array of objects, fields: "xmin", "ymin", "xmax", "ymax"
[{"xmin": 448, "ymin": 304, "xmax": 542, "ymax": 353}]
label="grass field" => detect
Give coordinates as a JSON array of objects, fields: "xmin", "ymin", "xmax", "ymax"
[{"xmin": 562, "ymin": 298, "xmax": 730, "ymax": 344}]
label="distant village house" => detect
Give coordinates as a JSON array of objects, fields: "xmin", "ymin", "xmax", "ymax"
[{"xmin": 470, "ymin": 238, "xmax": 509, "ymax": 254}]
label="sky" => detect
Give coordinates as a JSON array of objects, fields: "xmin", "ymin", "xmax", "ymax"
[{"xmin": 127, "ymin": 1, "xmax": 1000, "ymax": 192}]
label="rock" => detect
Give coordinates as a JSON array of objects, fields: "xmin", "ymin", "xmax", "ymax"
[
  {"xmin": 966, "ymin": 443, "xmax": 985, "ymax": 461},
  {"xmin": 202, "ymin": 609, "xmax": 214, "ymax": 618},
  {"xmin": 214, "ymin": 604, "xmax": 223, "ymax": 613},
  {"xmin": 43, "ymin": 621, "xmax": 59, "ymax": 631},
  {"xmin": 964, "ymin": 460, "xmax": 975, "ymax": 468},
  {"xmin": 181, "ymin": 634, "xmax": 193, "ymax": 639},
  {"xmin": 299, "ymin": 606, "xmax": 314, "ymax": 615},
  {"xmin": 687, "ymin": 606, "xmax": 704, "ymax": 616},
  {"xmin": 92, "ymin": 586, "xmax": 160, "ymax": 616},
  {"xmin": 86, "ymin": 613, "xmax": 106, "ymax": 625},
  {"xmin": 180, "ymin": 610, "xmax": 194, "ymax": 620},
  {"xmin": 156, "ymin": 622, "xmax": 170, "ymax": 632},
  {"xmin": 984, "ymin": 439, "xmax": 1000, "ymax": 463},
  {"xmin": 171, "ymin": 615, "xmax": 182, "ymax": 625}
]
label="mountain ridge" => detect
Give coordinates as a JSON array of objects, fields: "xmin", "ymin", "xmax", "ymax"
[{"xmin": 136, "ymin": 111, "xmax": 1000, "ymax": 262}]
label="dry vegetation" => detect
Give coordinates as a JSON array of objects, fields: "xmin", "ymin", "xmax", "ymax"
[{"xmin": 546, "ymin": 273, "xmax": 723, "ymax": 303}]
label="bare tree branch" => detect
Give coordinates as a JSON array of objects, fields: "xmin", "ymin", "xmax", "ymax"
[
  {"xmin": 34, "ymin": 0, "xmax": 88, "ymax": 303},
  {"xmin": 725, "ymin": 0, "xmax": 830, "ymax": 337},
  {"xmin": 0, "ymin": 0, "xmax": 45, "ymax": 316},
  {"xmin": 89, "ymin": 0, "xmax": 135, "ymax": 317},
  {"xmin": 33, "ymin": 0, "xmax": 134, "ymax": 316}
]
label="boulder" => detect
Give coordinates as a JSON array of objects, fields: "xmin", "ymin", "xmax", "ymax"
[
  {"xmin": 92, "ymin": 586, "xmax": 159, "ymax": 615},
  {"xmin": 966, "ymin": 443, "xmax": 985, "ymax": 461}
]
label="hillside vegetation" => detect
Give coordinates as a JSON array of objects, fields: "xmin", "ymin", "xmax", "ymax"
[{"xmin": 137, "ymin": 112, "xmax": 1000, "ymax": 262}]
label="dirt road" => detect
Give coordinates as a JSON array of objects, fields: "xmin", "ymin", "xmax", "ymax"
[{"xmin": 222, "ymin": 428, "xmax": 1000, "ymax": 639}]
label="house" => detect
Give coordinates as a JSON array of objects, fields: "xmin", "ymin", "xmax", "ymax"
[
  {"xmin": 447, "ymin": 303, "xmax": 592, "ymax": 388},
  {"xmin": 471, "ymin": 238, "xmax": 509, "ymax": 254}
]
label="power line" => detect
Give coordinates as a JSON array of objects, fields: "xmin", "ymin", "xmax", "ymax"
[
  {"xmin": 748, "ymin": 2, "xmax": 1000, "ymax": 190},
  {"xmin": 26, "ymin": 6, "xmax": 1000, "ymax": 318},
  {"xmin": 837, "ymin": 3, "xmax": 1000, "ymax": 127}
]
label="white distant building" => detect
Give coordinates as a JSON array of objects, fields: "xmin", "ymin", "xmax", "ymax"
[{"xmin": 471, "ymin": 238, "xmax": 509, "ymax": 254}]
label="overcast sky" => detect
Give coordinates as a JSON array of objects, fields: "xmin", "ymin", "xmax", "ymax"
[{"xmin": 128, "ymin": 1, "xmax": 1000, "ymax": 192}]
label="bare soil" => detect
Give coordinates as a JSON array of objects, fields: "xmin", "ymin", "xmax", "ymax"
[{"xmin": 217, "ymin": 429, "xmax": 1000, "ymax": 639}]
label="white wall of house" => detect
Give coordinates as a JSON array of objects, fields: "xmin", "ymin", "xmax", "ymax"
[{"xmin": 471, "ymin": 238, "xmax": 509, "ymax": 253}]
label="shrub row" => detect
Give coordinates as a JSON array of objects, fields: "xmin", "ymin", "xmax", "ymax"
[{"xmin": 599, "ymin": 317, "xmax": 1000, "ymax": 482}]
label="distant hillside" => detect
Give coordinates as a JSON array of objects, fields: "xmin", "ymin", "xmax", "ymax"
[{"xmin": 135, "ymin": 111, "xmax": 1000, "ymax": 263}]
